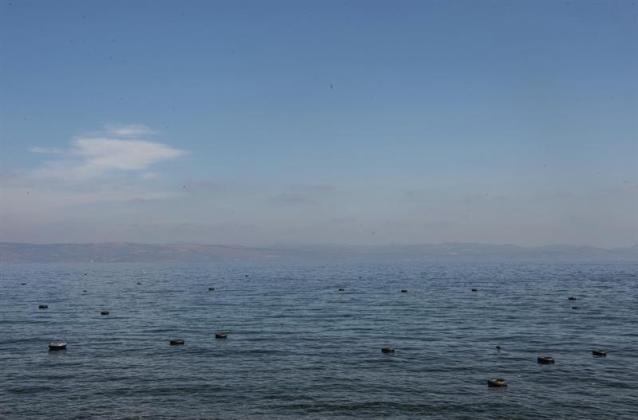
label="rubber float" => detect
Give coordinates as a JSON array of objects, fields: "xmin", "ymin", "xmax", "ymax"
[
  {"xmin": 487, "ymin": 378, "xmax": 507, "ymax": 388},
  {"xmin": 48, "ymin": 341, "xmax": 66, "ymax": 351}
]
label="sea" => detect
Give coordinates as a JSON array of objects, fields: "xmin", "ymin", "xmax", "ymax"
[{"xmin": 1, "ymin": 261, "xmax": 637, "ymax": 419}]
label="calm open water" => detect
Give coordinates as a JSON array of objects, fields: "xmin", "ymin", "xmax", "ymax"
[{"xmin": 1, "ymin": 262, "xmax": 637, "ymax": 419}]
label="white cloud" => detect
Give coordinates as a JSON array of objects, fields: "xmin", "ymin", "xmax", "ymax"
[
  {"xmin": 71, "ymin": 137, "xmax": 185, "ymax": 171},
  {"xmin": 31, "ymin": 125, "xmax": 186, "ymax": 180},
  {"xmin": 104, "ymin": 123, "xmax": 154, "ymax": 137}
]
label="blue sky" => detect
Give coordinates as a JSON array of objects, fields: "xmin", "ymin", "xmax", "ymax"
[{"xmin": 1, "ymin": 0, "xmax": 636, "ymax": 246}]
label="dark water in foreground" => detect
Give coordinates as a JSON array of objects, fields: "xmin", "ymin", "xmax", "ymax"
[{"xmin": 1, "ymin": 262, "xmax": 637, "ymax": 419}]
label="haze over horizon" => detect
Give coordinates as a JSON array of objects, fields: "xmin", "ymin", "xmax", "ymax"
[
  {"xmin": 1, "ymin": 240, "xmax": 637, "ymax": 250},
  {"xmin": 1, "ymin": 0, "xmax": 637, "ymax": 247}
]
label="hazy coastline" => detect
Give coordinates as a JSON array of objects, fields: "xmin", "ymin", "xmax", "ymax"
[{"xmin": 2, "ymin": 242, "xmax": 637, "ymax": 264}]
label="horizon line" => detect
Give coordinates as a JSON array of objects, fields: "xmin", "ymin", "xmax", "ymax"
[{"xmin": 1, "ymin": 241, "xmax": 636, "ymax": 251}]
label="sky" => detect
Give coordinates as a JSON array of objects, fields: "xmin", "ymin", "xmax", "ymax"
[{"xmin": 0, "ymin": 0, "xmax": 637, "ymax": 247}]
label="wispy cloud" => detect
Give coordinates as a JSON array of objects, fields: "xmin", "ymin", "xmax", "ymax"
[
  {"xmin": 29, "ymin": 147, "xmax": 63, "ymax": 154},
  {"xmin": 271, "ymin": 192, "xmax": 318, "ymax": 206},
  {"xmin": 270, "ymin": 184, "xmax": 339, "ymax": 207},
  {"xmin": 31, "ymin": 124, "xmax": 186, "ymax": 180},
  {"xmin": 104, "ymin": 123, "xmax": 154, "ymax": 137},
  {"xmin": 4, "ymin": 124, "xmax": 185, "ymax": 237}
]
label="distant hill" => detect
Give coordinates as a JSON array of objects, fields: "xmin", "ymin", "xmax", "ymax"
[
  {"xmin": 1, "ymin": 242, "xmax": 637, "ymax": 263},
  {"xmin": 0, "ymin": 242, "xmax": 283, "ymax": 263}
]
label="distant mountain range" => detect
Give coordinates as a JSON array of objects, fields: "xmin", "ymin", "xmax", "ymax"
[{"xmin": 1, "ymin": 242, "xmax": 637, "ymax": 263}]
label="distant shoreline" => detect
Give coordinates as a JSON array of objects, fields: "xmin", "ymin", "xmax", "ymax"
[{"xmin": 1, "ymin": 242, "xmax": 636, "ymax": 264}]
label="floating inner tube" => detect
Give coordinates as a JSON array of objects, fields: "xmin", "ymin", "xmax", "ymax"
[
  {"xmin": 401, "ymin": 289, "xmax": 407, "ymax": 293},
  {"xmin": 215, "ymin": 332, "xmax": 228, "ymax": 339},
  {"xmin": 381, "ymin": 346, "xmax": 395, "ymax": 354},
  {"xmin": 48, "ymin": 341, "xmax": 66, "ymax": 351},
  {"xmin": 169, "ymin": 339, "xmax": 184, "ymax": 346},
  {"xmin": 537, "ymin": 356, "xmax": 555, "ymax": 364},
  {"xmin": 38, "ymin": 304, "xmax": 48, "ymax": 309},
  {"xmin": 100, "ymin": 311, "xmax": 109, "ymax": 315},
  {"xmin": 487, "ymin": 378, "xmax": 507, "ymax": 387},
  {"xmin": 592, "ymin": 350, "xmax": 607, "ymax": 357}
]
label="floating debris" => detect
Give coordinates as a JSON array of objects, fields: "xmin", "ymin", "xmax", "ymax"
[
  {"xmin": 537, "ymin": 356, "xmax": 555, "ymax": 364},
  {"xmin": 215, "ymin": 332, "xmax": 228, "ymax": 339},
  {"xmin": 21, "ymin": 282, "xmax": 27, "ymax": 285},
  {"xmin": 401, "ymin": 289, "xmax": 407, "ymax": 293},
  {"xmin": 568, "ymin": 297, "xmax": 577, "ymax": 301},
  {"xmin": 381, "ymin": 346, "xmax": 395, "ymax": 354},
  {"xmin": 592, "ymin": 350, "xmax": 607, "ymax": 357},
  {"xmin": 571, "ymin": 306, "xmax": 579, "ymax": 310},
  {"xmin": 496, "ymin": 345, "xmax": 501, "ymax": 351},
  {"xmin": 48, "ymin": 341, "xmax": 66, "ymax": 351},
  {"xmin": 471, "ymin": 288, "xmax": 478, "ymax": 292},
  {"xmin": 38, "ymin": 304, "xmax": 48, "ymax": 309},
  {"xmin": 169, "ymin": 339, "xmax": 185, "ymax": 346},
  {"xmin": 208, "ymin": 287, "xmax": 215, "ymax": 291},
  {"xmin": 487, "ymin": 378, "xmax": 507, "ymax": 388},
  {"xmin": 338, "ymin": 288, "xmax": 345, "ymax": 291},
  {"xmin": 100, "ymin": 310, "xmax": 110, "ymax": 316}
]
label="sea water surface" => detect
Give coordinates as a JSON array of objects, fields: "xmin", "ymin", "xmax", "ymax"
[{"xmin": 1, "ymin": 262, "xmax": 637, "ymax": 419}]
